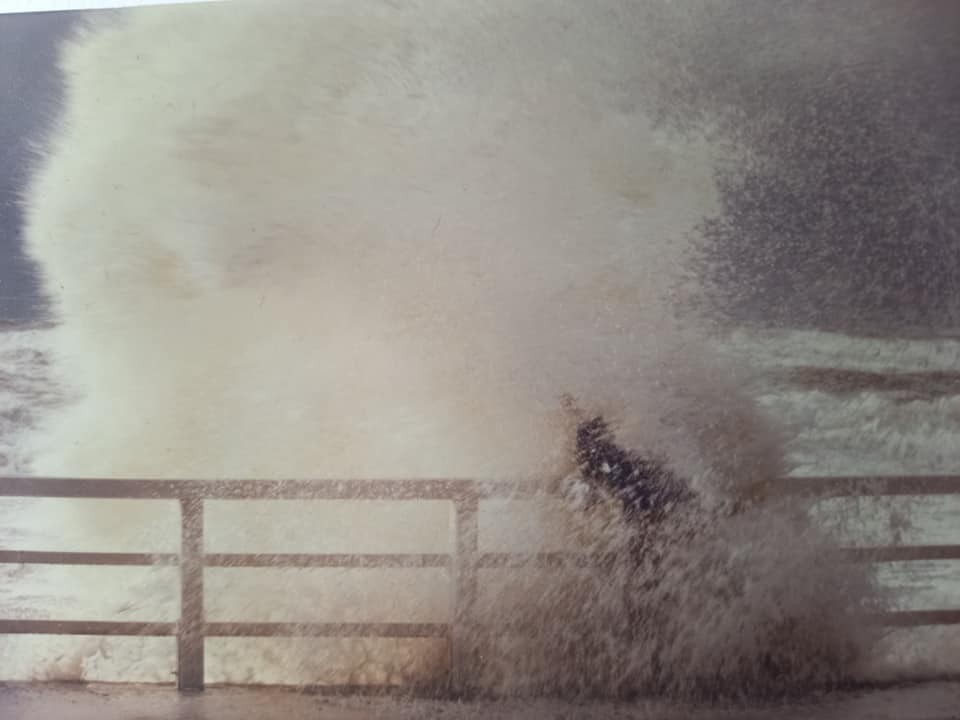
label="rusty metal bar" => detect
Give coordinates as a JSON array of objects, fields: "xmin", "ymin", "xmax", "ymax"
[
  {"xmin": 204, "ymin": 622, "xmax": 449, "ymax": 638},
  {"xmin": 771, "ymin": 475, "xmax": 960, "ymax": 497},
  {"xmin": 204, "ymin": 553, "xmax": 450, "ymax": 568},
  {"xmin": 0, "ymin": 620, "xmax": 175, "ymax": 635},
  {"xmin": 477, "ymin": 552, "xmax": 619, "ymax": 569},
  {"xmin": 178, "ymin": 497, "xmax": 204, "ymax": 691},
  {"xmin": 449, "ymin": 494, "xmax": 480, "ymax": 697},
  {"xmin": 5, "ymin": 547, "xmax": 957, "ymax": 569},
  {"xmin": 481, "ymin": 546, "xmax": 960, "ymax": 567},
  {"xmin": 0, "ymin": 477, "xmax": 458, "ymax": 500},
  {"xmin": 5, "ymin": 475, "xmax": 960, "ymax": 501},
  {"xmin": 201, "ymin": 479, "xmax": 478, "ymax": 501},
  {"xmin": 0, "ymin": 551, "xmax": 179, "ymax": 566},
  {"xmin": 3, "ymin": 610, "xmax": 957, "ymax": 639},
  {"xmin": 841, "ymin": 545, "xmax": 960, "ymax": 563},
  {"xmin": 0, "ymin": 477, "xmax": 184, "ymax": 499},
  {"xmin": 874, "ymin": 610, "xmax": 960, "ymax": 627},
  {"xmin": 0, "ymin": 476, "xmax": 547, "ymax": 500}
]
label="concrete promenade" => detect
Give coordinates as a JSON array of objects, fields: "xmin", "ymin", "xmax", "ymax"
[{"xmin": 2, "ymin": 681, "xmax": 959, "ymax": 720}]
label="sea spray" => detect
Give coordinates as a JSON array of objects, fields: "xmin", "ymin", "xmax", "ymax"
[
  {"xmin": 466, "ymin": 488, "xmax": 886, "ymax": 699},
  {"xmin": 5, "ymin": 0, "xmax": 889, "ymax": 693}
]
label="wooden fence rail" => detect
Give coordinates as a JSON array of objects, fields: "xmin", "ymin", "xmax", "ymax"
[{"xmin": 0, "ymin": 475, "xmax": 959, "ymax": 693}]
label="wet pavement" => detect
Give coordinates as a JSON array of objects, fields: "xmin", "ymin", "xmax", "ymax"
[{"xmin": 1, "ymin": 682, "xmax": 959, "ymax": 720}]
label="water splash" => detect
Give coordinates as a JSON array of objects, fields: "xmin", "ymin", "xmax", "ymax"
[{"xmin": 5, "ymin": 0, "xmax": 897, "ymax": 696}]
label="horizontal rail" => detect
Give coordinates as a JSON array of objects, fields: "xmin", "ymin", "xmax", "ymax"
[
  {"xmin": 873, "ymin": 610, "xmax": 960, "ymax": 627},
  {"xmin": 0, "ymin": 620, "xmax": 176, "ymax": 636},
  {"xmin": 0, "ymin": 477, "xmax": 547, "ymax": 500},
  {"xmin": 0, "ymin": 620, "xmax": 448, "ymax": 638},
  {"xmin": 4, "ymin": 547, "xmax": 959, "ymax": 569},
  {"xmin": 4, "ymin": 475, "xmax": 960, "ymax": 501},
  {"xmin": 0, "ymin": 551, "xmax": 451, "ymax": 569},
  {"xmin": 841, "ymin": 545, "xmax": 960, "ymax": 563},
  {"xmin": 200, "ymin": 682, "xmax": 443, "ymax": 696},
  {"xmin": 204, "ymin": 622, "xmax": 449, "ymax": 638},
  {"xmin": 771, "ymin": 475, "xmax": 960, "ymax": 497},
  {"xmin": 205, "ymin": 553, "xmax": 450, "ymax": 568},
  {"xmin": 477, "ymin": 552, "xmax": 618, "ymax": 569},
  {"xmin": 0, "ymin": 551, "xmax": 179, "ymax": 565},
  {"xmin": 3, "ymin": 613, "xmax": 956, "ymax": 638}
]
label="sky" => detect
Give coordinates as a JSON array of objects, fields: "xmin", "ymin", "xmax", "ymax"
[{"xmin": 0, "ymin": 10, "xmax": 75, "ymax": 323}]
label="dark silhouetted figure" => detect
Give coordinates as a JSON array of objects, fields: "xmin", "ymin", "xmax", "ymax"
[{"xmin": 575, "ymin": 415, "xmax": 692, "ymax": 523}]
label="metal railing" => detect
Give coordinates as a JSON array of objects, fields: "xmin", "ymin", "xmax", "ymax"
[{"xmin": 0, "ymin": 475, "xmax": 959, "ymax": 693}]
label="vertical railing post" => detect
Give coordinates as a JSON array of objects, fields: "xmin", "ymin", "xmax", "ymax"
[
  {"xmin": 449, "ymin": 491, "xmax": 479, "ymax": 697},
  {"xmin": 178, "ymin": 495, "xmax": 205, "ymax": 691}
]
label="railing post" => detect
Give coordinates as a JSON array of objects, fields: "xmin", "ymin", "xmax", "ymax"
[
  {"xmin": 178, "ymin": 496, "xmax": 205, "ymax": 691},
  {"xmin": 449, "ymin": 492, "xmax": 479, "ymax": 697}
]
